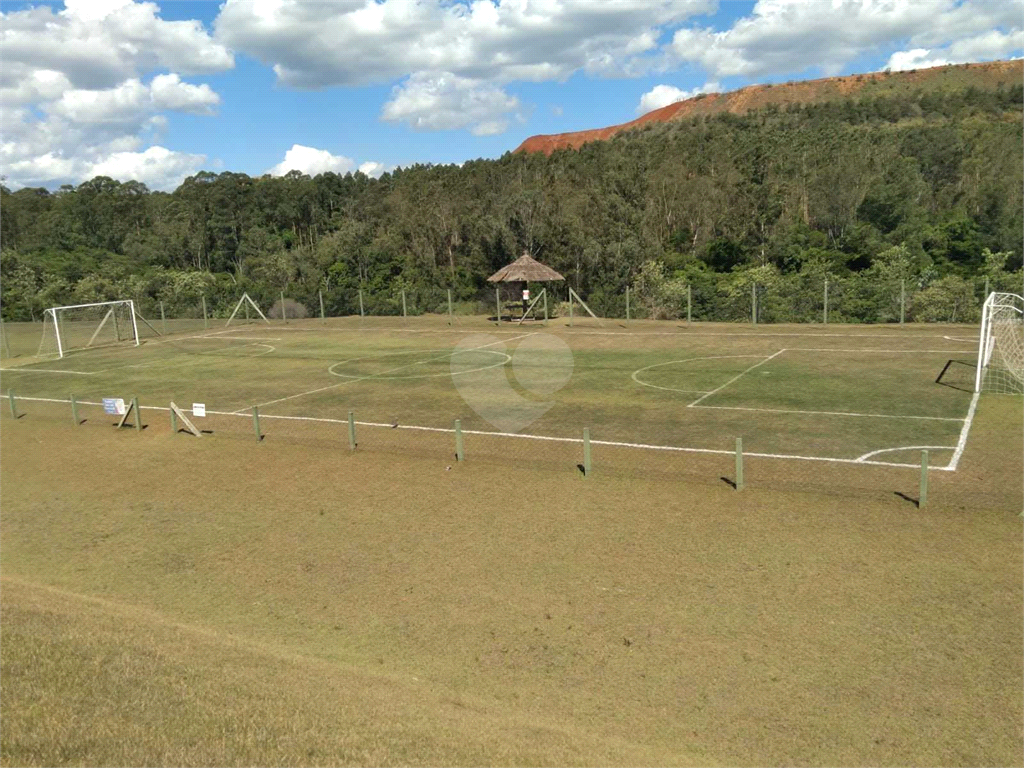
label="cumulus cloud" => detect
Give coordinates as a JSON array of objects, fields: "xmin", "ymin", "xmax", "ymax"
[
  {"xmin": 266, "ymin": 144, "xmax": 387, "ymax": 178},
  {"xmin": 670, "ymin": 0, "xmax": 1023, "ymax": 79},
  {"xmin": 382, "ymin": 72, "xmax": 523, "ymax": 134},
  {"xmin": 0, "ymin": 1, "xmax": 230, "ymax": 190},
  {"xmin": 637, "ymin": 81, "xmax": 720, "ymax": 113},
  {"xmin": 885, "ymin": 49, "xmax": 952, "ymax": 71}
]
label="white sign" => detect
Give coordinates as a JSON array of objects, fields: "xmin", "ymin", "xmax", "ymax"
[
  {"xmin": 192, "ymin": 403, "xmax": 206, "ymax": 418},
  {"xmin": 102, "ymin": 397, "xmax": 126, "ymax": 415}
]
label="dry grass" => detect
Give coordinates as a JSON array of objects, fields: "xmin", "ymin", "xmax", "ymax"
[{"xmin": 2, "ymin": 411, "xmax": 1021, "ymax": 766}]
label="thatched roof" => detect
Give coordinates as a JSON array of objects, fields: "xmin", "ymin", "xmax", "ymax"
[{"xmin": 487, "ymin": 252, "xmax": 565, "ymax": 283}]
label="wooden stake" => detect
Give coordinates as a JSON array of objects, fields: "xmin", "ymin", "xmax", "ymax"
[
  {"xmin": 348, "ymin": 410, "xmax": 356, "ymax": 451},
  {"xmin": 735, "ymin": 438, "xmax": 744, "ymax": 491},
  {"xmin": 252, "ymin": 405, "xmax": 261, "ymax": 442},
  {"xmin": 455, "ymin": 419, "xmax": 464, "ymax": 461},
  {"xmin": 583, "ymin": 427, "xmax": 591, "ymax": 476},
  {"xmin": 919, "ymin": 450, "xmax": 929, "ymax": 508},
  {"xmin": 70, "ymin": 393, "xmax": 79, "ymax": 425}
]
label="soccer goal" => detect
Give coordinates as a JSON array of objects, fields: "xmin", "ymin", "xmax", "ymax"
[
  {"xmin": 37, "ymin": 300, "xmax": 140, "ymax": 359},
  {"xmin": 975, "ymin": 292, "xmax": 1024, "ymax": 394}
]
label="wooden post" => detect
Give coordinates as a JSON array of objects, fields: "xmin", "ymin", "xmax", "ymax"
[
  {"xmin": 751, "ymin": 284, "xmax": 757, "ymax": 325},
  {"xmin": 170, "ymin": 405, "xmax": 178, "ymax": 434},
  {"xmin": 495, "ymin": 287, "xmax": 501, "ymax": 325},
  {"xmin": 319, "ymin": 290, "xmax": 325, "ymax": 323},
  {"xmin": 358, "ymin": 289, "xmax": 365, "ymax": 317},
  {"xmin": 7, "ymin": 390, "xmax": 16, "ymax": 419},
  {"xmin": 132, "ymin": 397, "xmax": 142, "ymax": 431},
  {"xmin": 823, "ymin": 278, "xmax": 829, "ymax": 325},
  {"xmin": 160, "ymin": 301, "xmax": 167, "ymax": 334},
  {"xmin": 900, "ymin": 280, "xmax": 906, "ymax": 325},
  {"xmin": 919, "ymin": 450, "xmax": 929, "ymax": 508},
  {"xmin": 280, "ymin": 290, "xmax": 287, "ymax": 323},
  {"xmin": 70, "ymin": 393, "xmax": 79, "ymax": 425},
  {"xmin": 687, "ymin": 285, "xmax": 692, "ymax": 325},
  {"xmin": 455, "ymin": 419, "xmax": 464, "ymax": 461},
  {"xmin": 735, "ymin": 438, "xmax": 744, "ymax": 491},
  {"xmin": 625, "ymin": 285, "xmax": 630, "ymax": 323},
  {"xmin": 583, "ymin": 427, "xmax": 591, "ymax": 477},
  {"xmin": 252, "ymin": 405, "xmax": 261, "ymax": 442},
  {"xmin": 402, "ymin": 289, "xmax": 407, "ymax": 321},
  {"xmin": 348, "ymin": 410, "xmax": 356, "ymax": 451},
  {"xmin": 202, "ymin": 295, "xmax": 209, "ymax": 329},
  {"xmin": 447, "ymin": 289, "xmax": 454, "ymax": 325}
]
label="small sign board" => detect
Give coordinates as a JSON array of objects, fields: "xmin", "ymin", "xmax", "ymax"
[
  {"xmin": 102, "ymin": 397, "xmax": 126, "ymax": 415},
  {"xmin": 192, "ymin": 403, "xmax": 206, "ymax": 418}
]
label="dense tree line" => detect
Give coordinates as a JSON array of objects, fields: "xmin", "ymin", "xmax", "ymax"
[{"xmin": 1, "ymin": 82, "xmax": 1021, "ymax": 323}]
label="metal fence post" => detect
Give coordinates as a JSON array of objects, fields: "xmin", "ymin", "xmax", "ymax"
[
  {"xmin": 319, "ymin": 290, "xmax": 326, "ymax": 323},
  {"xmin": 583, "ymin": 427, "xmax": 592, "ymax": 476},
  {"xmin": 132, "ymin": 397, "xmax": 142, "ymax": 431},
  {"xmin": 900, "ymin": 280, "xmax": 906, "ymax": 325},
  {"xmin": 919, "ymin": 450, "xmax": 929, "ymax": 508},
  {"xmin": 202, "ymin": 295, "xmax": 209, "ymax": 329},
  {"xmin": 0, "ymin": 317, "xmax": 11, "ymax": 358},
  {"xmin": 543, "ymin": 289, "xmax": 548, "ymax": 324},
  {"xmin": 984, "ymin": 276, "xmax": 990, "ymax": 302},
  {"xmin": 348, "ymin": 410, "xmax": 356, "ymax": 451},
  {"xmin": 447, "ymin": 289, "xmax": 454, "ymax": 325},
  {"xmin": 735, "ymin": 438, "xmax": 744, "ymax": 491},
  {"xmin": 823, "ymin": 278, "xmax": 829, "ymax": 325},
  {"xmin": 687, "ymin": 285, "xmax": 692, "ymax": 325},
  {"xmin": 455, "ymin": 419, "xmax": 464, "ymax": 461},
  {"xmin": 8, "ymin": 390, "xmax": 16, "ymax": 419},
  {"xmin": 252, "ymin": 405, "xmax": 261, "ymax": 442},
  {"xmin": 280, "ymin": 290, "xmax": 287, "ymax": 323},
  {"xmin": 70, "ymin": 393, "xmax": 79, "ymax": 425},
  {"xmin": 160, "ymin": 301, "xmax": 167, "ymax": 334},
  {"xmin": 569, "ymin": 288, "xmax": 574, "ymax": 327},
  {"xmin": 358, "ymin": 289, "xmax": 365, "ymax": 317},
  {"xmin": 751, "ymin": 284, "xmax": 757, "ymax": 325},
  {"xmin": 625, "ymin": 285, "xmax": 630, "ymax": 323},
  {"xmin": 402, "ymin": 289, "xmax": 407, "ymax": 321}
]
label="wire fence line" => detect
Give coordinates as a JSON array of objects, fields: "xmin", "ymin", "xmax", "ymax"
[{"xmin": 5, "ymin": 391, "xmax": 1016, "ymax": 513}]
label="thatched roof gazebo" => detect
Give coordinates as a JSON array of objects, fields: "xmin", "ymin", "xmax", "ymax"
[
  {"xmin": 487, "ymin": 251, "xmax": 565, "ymax": 284},
  {"xmin": 487, "ymin": 251, "xmax": 564, "ymax": 322}
]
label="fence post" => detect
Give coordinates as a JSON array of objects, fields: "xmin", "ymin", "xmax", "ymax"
[
  {"xmin": 900, "ymin": 280, "xmax": 906, "ymax": 325},
  {"xmin": 358, "ymin": 289, "xmax": 365, "ymax": 318},
  {"xmin": 160, "ymin": 301, "xmax": 167, "ymax": 334},
  {"xmin": 751, "ymin": 284, "xmax": 757, "ymax": 325},
  {"xmin": 569, "ymin": 288, "xmax": 574, "ymax": 327},
  {"xmin": 687, "ymin": 284, "xmax": 692, "ymax": 325},
  {"xmin": 0, "ymin": 317, "xmax": 11, "ymax": 358},
  {"xmin": 495, "ymin": 287, "xmax": 501, "ymax": 325},
  {"xmin": 919, "ymin": 450, "xmax": 929, "ymax": 508},
  {"xmin": 8, "ymin": 390, "xmax": 16, "ymax": 419},
  {"xmin": 348, "ymin": 410, "xmax": 356, "ymax": 451},
  {"xmin": 735, "ymin": 437, "xmax": 744, "ymax": 491},
  {"xmin": 625, "ymin": 285, "xmax": 630, "ymax": 323},
  {"xmin": 280, "ymin": 290, "xmax": 287, "ymax": 323},
  {"xmin": 170, "ymin": 404, "xmax": 178, "ymax": 434},
  {"xmin": 447, "ymin": 289, "xmax": 454, "ymax": 325},
  {"xmin": 70, "ymin": 393, "xmax": 79, "ymax": 425},
  {"xmin": 402, "ymin": 289, "xmax": 407, "ymax": 321},
  {"xmin": 132, "ymin": 397, "xmax": 142, "ymax": 431},
  {"xmin": 823, "ymin": 278, "xmax": 829, "ymax": 325},
  {"xmin": 543, "ymin": 289, "xmax": 548, "ymax": 324},
  {"xmin": 319, "ymin": 290, "xmax": 325, "ymax": 323},
  {"xmin": 455, "ymin": 419, "xmax": 464, "ymax": 461},
  {"xmin": 252, "ymin": 405, "xmax": 261, "ymax": 442},
  {"xmin": 202, "ymin": 295, "xmax": 209, "ymax": 329},
  {"xmin": 583, "ymin": 427, "xmax": 592, "ymax": 477},
  {"xmin": 984, "ymin": 276, "xmax": 990, "ymax": 301}
]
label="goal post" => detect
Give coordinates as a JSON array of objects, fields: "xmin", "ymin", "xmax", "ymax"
[
  {"xmin": 975, "ymin": 292, "xmax": 1024, "ymax": 394},
  {"xmin": 38, "ymin": 300, "xmax": 140, "ymax": 359}
]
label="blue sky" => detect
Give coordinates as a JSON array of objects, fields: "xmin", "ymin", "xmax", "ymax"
[{"xmin": 2, "ymin": 0, "xmax": 1021, "ymax": 190}]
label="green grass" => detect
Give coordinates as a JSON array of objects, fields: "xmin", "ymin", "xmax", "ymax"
[{"xmin": 0, "ymin": 316, "xmax": 984, "ymax": 467}]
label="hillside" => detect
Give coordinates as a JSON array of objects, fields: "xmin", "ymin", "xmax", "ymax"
[{"xmin": 515, "ymin": 60, "xmax": 1023, "ymax": 155}]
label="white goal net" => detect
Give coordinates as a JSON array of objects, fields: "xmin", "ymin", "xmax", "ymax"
[
  {"xmin": 38, "ymin": 300, "xmax": 140, "ymax": 359},
  {"xmin": 975, "ymin": 292, "xmax": 1024, "ymax": 394}
]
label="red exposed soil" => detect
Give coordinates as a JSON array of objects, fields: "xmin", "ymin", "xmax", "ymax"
[{"xmin": 515, "ymin": 60, "xmax": 1023, "ymax": 155}]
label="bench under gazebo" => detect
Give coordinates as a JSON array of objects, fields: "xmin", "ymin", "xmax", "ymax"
[{"xmin": 487, "ymin": 251, "xmax": 564, "ymax": 322}]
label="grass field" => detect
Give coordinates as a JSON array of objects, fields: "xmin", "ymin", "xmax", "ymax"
[{"xmin": 1, "ymin": 314, "xmax": 1022, "ymax": 765}]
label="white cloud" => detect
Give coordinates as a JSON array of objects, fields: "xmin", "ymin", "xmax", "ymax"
[
  {"xmin": 670, "ymin": 0, "xmax": 1024, "ymax": 79},
  {"xmin": 382, "ymin": 72, "xmax": 523, "ymax": 135},
  {"xmin": 637, "ymin": 81, "xmax": 720, "ymax": 114},
  {"xmin": 551, "ymin": 104, "xmax": 564, "ymax": 116},
  {"xmin": 885, "ymin": 49, "xmax": 951, "ymax": 72},
  {"xmin": 0, "ymin": 1, "xmax": 229, "ymax": 190},
  {"xmin": 266, "ymin": 144, "xmax": 387, "ymax": 178}
]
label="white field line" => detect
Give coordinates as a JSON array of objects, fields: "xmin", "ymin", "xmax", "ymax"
[
  {"xmin": 946, "ymin": 390, "xmax": 981, "ymax": 471},
  {"xmin": 0, "ymin": 368, "xmax": 96, "ymax": 375},
  {"xmin": 234, "ymin": 333, "xmax": 535, "ymax": 414},
  {"xmin": 787, "ymin": 347, "xmax": 976, "ymax": 354},
  {"xmin": 9, "ymin": 395, "xmax": 957, "ymax": 471},
  {"xmin": 687, "ymin": 350, "xmax": 785, "ymax": 407},
  {"xmin": 631, "ymin": 355, "xmax": 764, "ymax": 395},
  {"xmin": 855, "ymin": 445, "xmax": 954, "ymax": 462},
  {"xmin": 691, "ymin": 404, "xmax": 964, "ymax": 422}
]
